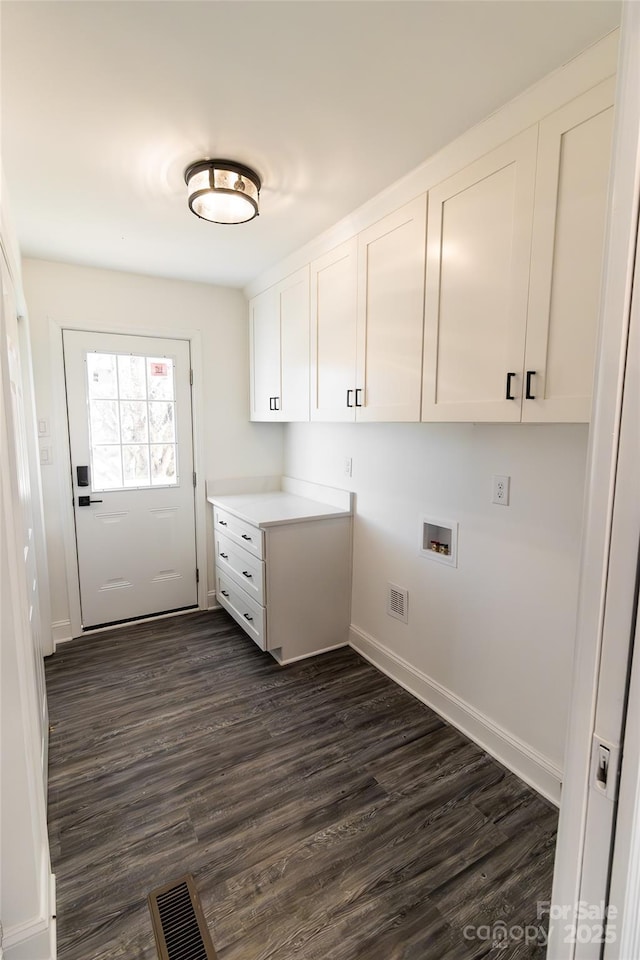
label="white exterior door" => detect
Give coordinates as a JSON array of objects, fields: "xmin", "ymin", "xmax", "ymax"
[{"xmin": 63, "ymin": 330, "xmax": 197, "ymax": 628}]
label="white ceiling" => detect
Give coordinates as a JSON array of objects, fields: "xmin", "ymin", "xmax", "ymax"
[{"xmin": 2, "ymin": 0, "xmax": 620, "ymax": 289}]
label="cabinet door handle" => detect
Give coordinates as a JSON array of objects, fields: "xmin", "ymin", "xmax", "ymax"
[
  {"xmin": 346, "ymin": 389, "xmax": 354, "ymax": 408},
  {"xmin": 242, "ymin": 570, "xmax": 253, "ymax": 579},
  {"xmin": 243, "ymin": 613, "xmax": 254, "ymax": 622},
  {"xmin": 221, "ymin": 589, "xmax": 229, "ymax": 597},
  {"xmin": 355, "ymin": 388, "xmax": 363, "ymax": 407},
  {"xmin": 269, "ymin": 397, "xmax": 274, "ymax": 411},
  {"xmin": 220, "ymin": 552, "xmax": 228, "ymax": 560},
  {"xmin": 525, "ymin": 370, "xmax": 536, "ymax": 400},
  {"xmin": 241, "ymin": 534, "xmax": 252, "ymax": 541},
  {"xmin": 505, "ymin": 372, "xmax": 516, "ymax": 400},
  {"xmin": 274, "ymin": 396, "xmax": 280, "ymax": 411},
  {"xmin": 218, "ymin": 519, "xmax": 227, "ymax": 526}
]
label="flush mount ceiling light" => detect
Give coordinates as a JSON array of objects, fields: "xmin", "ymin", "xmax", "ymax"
[{"xmin": 184, "ymin": 159, "xmax": 261, "ymax": 224}]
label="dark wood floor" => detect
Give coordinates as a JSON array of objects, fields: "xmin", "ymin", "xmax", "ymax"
[{"xmin": 46, "ymin": 610, "xmax": 557, "ymax": 960}]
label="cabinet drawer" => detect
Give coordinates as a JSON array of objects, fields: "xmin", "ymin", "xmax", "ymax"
[
  {"xmin": 217, "ymin": 572, "xmax": 266, "ymax": 651},
  {"xmin": 213, "ymin": 507, "xmax": 264, "ymax": 559},
  {"xmin": 215, "ymin": 532, "xmax": 265, "ymax": 605}
]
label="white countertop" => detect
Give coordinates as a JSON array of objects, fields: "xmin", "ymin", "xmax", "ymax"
[{"xmin": 207, "ymin": 491, "xmax": 351, "ymax": 528}]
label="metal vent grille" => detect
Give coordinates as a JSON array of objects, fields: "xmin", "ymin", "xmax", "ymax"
[
  {"xmin": 387, "ymin": 583, "xmax": 408, "ymax": 623},
  {"xmin": 148, "ymin": 874, "xmax": 217, "ymax": 960}
]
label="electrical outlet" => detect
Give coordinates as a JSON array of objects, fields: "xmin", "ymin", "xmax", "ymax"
[
  {"xmin": 344, "ymin": 457, "xmax": 353, "ymax": 478},
  {"xmin": 492, "ymin": 475, "xmax": 510, "ymax": 506}
]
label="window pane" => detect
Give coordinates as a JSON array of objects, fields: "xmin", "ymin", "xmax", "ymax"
[
  {"xmin": 148, "ymin": 401, "xmax": 175, "ymax": 443},
  {"xmin": 89, "ymin": 400, "xmax": 120, "ymax": 444},
  {"xmin": 151, "ymin": 444, "xmax": 177, "ymax": 485},
  {"xmin": 117, "ymin": 355, "xmax": 146, "ymax": 399},
  {"xmin": 122, "ymin": 445, "xmax": 150, "ymax": 486},
  {"xmin": 87, "ymin": 353, "xmax": 118, "ymax": 399},
  {"xmin": 92, "ymin": 445, "xmax": 123, "ymax": 489},
  {"xmin": 120, "ymin": 400, "xmax": 148, "ymax": 443},
  {"xmin": 147, "ymin": 357, "xmax": 175, "ymax": 400}
]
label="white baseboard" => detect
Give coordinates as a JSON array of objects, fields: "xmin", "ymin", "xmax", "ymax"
[
  {"xmin": 3, "ymin": 867, "xmax": 55, "ymax": 959},
  {"xmin": 349, "ymin": 624, "xmax": 562, "ymax": 806},
  {"xmin": 51, "ymin": 620, "xmax": 72, "ymax": 650},
  {"xmin": 271, "ymin": 641, "xmax": 348, "ymax": 666},
  {"xmin": 208, "ymin": 590, "xmax": 220, "ymax": 611}
]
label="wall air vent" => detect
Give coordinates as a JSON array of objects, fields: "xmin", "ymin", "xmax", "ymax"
[{"xmin": 387, "ymin": 583, "xmax": 408, "ymax": 624}]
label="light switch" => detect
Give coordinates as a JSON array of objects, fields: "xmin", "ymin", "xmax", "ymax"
[
  {"xmin": 39, "ymin": 445, "xmax": 52, "ymax": 465},
  {"xmin": 38, "ymin": 418, "xmax": 50, "ymax": 437}
]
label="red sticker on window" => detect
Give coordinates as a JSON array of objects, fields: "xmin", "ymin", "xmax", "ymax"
[{"xmin": 151, "ymin": 362, "xmax": 168, "ymax": 377}]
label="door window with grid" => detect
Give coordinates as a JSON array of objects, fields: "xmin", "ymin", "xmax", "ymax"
[{"xmin": 86, "ymin": 352, "xmax": 179, "ymax": 490}]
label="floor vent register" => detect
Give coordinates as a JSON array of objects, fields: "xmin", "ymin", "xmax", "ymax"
[{"xmin": 147, "ymin": 874, "xmax": 218, "ymax": 960}]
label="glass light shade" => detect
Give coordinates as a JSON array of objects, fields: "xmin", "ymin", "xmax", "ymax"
[{"xmin": 184, "ymin": 160, "xmax": 261, "ymax": 224}]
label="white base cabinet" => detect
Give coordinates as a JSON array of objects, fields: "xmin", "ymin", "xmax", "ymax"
[{"xmin": 210, "ymin": 488, "xmax": 352, "ymax": 664}]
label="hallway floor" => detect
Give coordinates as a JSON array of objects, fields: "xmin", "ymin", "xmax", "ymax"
[{"xmin": 46, "ymin": 610, "xmax": 556, "ymax": 959}]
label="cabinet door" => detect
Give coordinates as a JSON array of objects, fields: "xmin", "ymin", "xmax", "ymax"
[
  {"xmin": 249, "ymin": 286, "xmax": 280, "ymax": 421},
  {"xmin": 278, "ymin": 265, "xmax": 310, "ymax": 422},
  {"xmin": 523, "ymin": 78, "xmax": 615, "ymax": 423},
  {"xmin": 422, "ymin": 127, "xmax": 537, "ymax": 422},
  {"xmin": 310, "ymin": 239, "xmax": 357, "ymax": 422},
  {"xmin": 356, "ymin": 196, "xmax": 427, "ymax": 422}
]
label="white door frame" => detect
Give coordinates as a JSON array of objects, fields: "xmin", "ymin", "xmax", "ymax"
[
  {"xmin": 549, "ymin": 6, "xmax": 640, "ymax": 956},
  {"xmin": 50, "ymin": 318, "xmax": 208, "ymax": 639}
]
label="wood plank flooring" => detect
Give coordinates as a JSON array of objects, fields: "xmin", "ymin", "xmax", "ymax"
[{"xmin": 46, "ymin": 610, "xmax": 557, "ymax": 960}]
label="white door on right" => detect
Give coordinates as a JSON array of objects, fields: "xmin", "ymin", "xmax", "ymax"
[{"xmin": 523, "ymin": 77, "xmax": 615, "ymax": 423}]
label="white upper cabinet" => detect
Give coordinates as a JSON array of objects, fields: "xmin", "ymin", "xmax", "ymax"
[
  {"xmin": 250, "ymin": 266, "xmax": 310, "ymax": 422},
  {"xmin": 422, "ymin": 79, "xmax": 615, "ymax": 424},
  {"xmin": 356, "ymin": 196, "xmax": 427, "ymax": 422},
  {"xmin": 523, "ymin": 78, "xmax": 615, "ymax": 423},
  {"xmin": 310, "ymin": 197, "xmax": 427, "ymax": 423},
  {"xmin": 422, "ymin": 128, "xmax": 538, "ymax": 422},
  {"xmin": 250, "ymin": 285, "xmax": 280, "ymax": 420},
  {"xmin": 310, "ymin": 238, "xmax": 358, "ymax": 422}
]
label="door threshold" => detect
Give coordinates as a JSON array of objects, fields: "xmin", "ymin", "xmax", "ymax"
[{"xmin": 79, "ymin": 605, "xmax": 200, "ymax": 636}]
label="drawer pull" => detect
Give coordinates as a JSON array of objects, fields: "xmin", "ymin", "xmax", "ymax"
[
  {"xmin": 505, "ymin": 371, "xmax": 516, "ymax": 401},
  {"xmin": 525, "ymin": 370, "xmax": 536, "ymax": 400},
  {"xmin": 241, "ymin": 534, "xmax": 252, "ymax": 541},
  {"xmin": 243, "ymin": 613, "xmax": 254, "ymax": 622},
  {"xmin": 219, "ymin": 519, "xmax": 227, "ymax": 526},
  {"xmin": 221, "ymin": 589, "xmax": 229, "ymax": 597},
  {"xmin": 220, "ymin": 552, "xmax": 228, "ymax": 560},
  {"xmin": 242, "ymin": 570, "xmax": 253, "ymax": 579}
]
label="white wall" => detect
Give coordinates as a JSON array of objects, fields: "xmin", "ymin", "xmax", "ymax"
[
  {"xmin": 284, "ymin": 420, "xmax": 588, "ymax": 801},
  {"xmin": 22, "ymin": 258, "xmax": 283, "ymax": 637}
]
